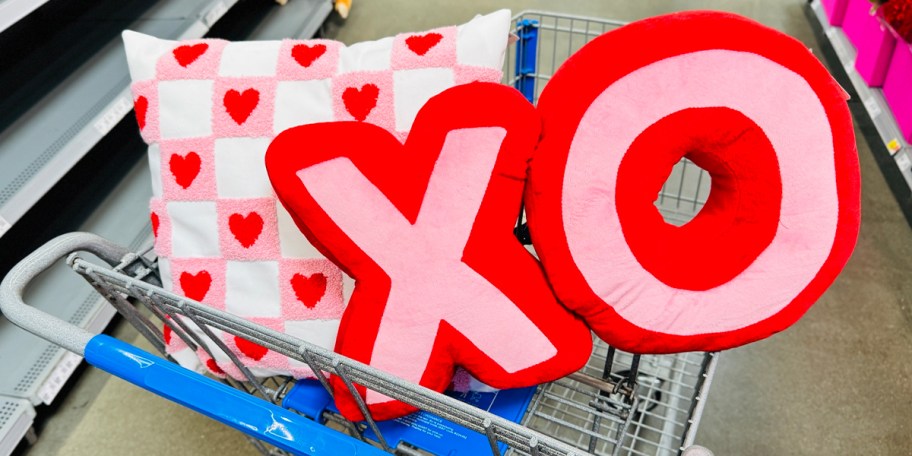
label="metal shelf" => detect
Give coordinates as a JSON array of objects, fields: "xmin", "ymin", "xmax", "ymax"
[
  {"xmin": 0, "ymin": 0, "xmax": 238, "ymax": 240},
  {"xmin": 809, "ymin": 0, "xmax": 912, "ymax": 197},
  {"xmin": 0, "ymin": 0, "xmax": 50, "ymax": 34}
]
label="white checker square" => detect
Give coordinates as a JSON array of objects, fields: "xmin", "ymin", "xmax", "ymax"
[
  {"xmin": 225, "ymin": 261, "xmax": 281, "ymax": 317},
  {"xmin": 456, "ymin": 9, "xmax": 511, "ymax": 68},
  {"xmin": 167, "ymin": 201, "xmax": 220, "ymax": 257},
  {"xmin": 276, "ymin": 202, "xmax": 323, "ymax": 258},
  {"xmin": 158, "ymin": 80, "xmax": 213, "ymax": 139},
  {"xmin": 274, "ymin": 80, "xmax": 334, "ymax": 134},
  {"xmin": 200, "ymin": 327, "xmax": 229, "ymax": 359},
  {"xmin": 147, "ymin": 144, "xmax": 163, "ymax": 198},
  {"xmin": 170, "ymin": 347, "xmax": 203, "ymax": 372},
  {"xmin": 218, "ymin": 41, "xmax": 282, "ymax": 77},
  {"xmin": 342, "ymin": 272, "xmax": 354, "ymax": 304},
  {"xmin": 214, "ymin": 138, "xmax": 273, "ymax": 198},
  {"xmin": 285, "ymin": 320, "xmax": 340, "ymax": 364},
  {"xmin": 338, "ymin": 37, "xmax": 393, "ymax": 73},
  {"xmin": 122, "ymin": 30, "xmax": 173, "ymax": 82},
  {"xmin": 158, "ymin": 257, "xmax": 173, "ymax": 291},
  {"xmin": 393, "ymin": 68, "xmax": 455, "ymax": 132}
]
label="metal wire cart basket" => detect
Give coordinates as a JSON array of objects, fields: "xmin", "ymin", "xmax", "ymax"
[{"xmin": 0, "ymin": 11, "xmax": 718, "ymax": 456}]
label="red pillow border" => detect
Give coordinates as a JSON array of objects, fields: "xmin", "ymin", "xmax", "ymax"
[{"xmin": 526, "ymin": 11, "xmax": 861, "ymax": 354}]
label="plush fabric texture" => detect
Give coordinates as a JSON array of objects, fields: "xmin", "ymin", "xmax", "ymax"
[
  {"xmin": 123, "ymin": 9, "xmax": 512, "ymax": 380},
  {"xmin": 525, "ymin": 11, "xmax": 860, "ymax": 354},
  {"xmin": 266, "ymin": 83, "xmax": 592, "ymax": 421}
]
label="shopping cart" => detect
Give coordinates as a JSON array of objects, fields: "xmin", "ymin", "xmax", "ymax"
[{"xmin": 0, "ymin": 11, "xmax": 718, "ymax": 456}]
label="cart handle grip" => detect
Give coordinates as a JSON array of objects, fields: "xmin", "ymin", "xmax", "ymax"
[
  {"xmin": 85, "ymin": 334, "xmax": 386, "ymax": 456},
  {"xmin": 0, "ymin": 232, "xmax": 133, "ymax": 355}
]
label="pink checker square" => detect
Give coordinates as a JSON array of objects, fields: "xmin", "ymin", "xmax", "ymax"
[
  {"xmin": 279, "ymin": 259, "xmax": 345, "ymax": 320},
  {"xmin": 159, "ymin": 138, "xmax": 216, "ymax": 200},
  {"xmin": 277, "ymin": 39, "xmax": 341, "ymax": 80},
  {"xmin": 150, "ymin": 198, "xmax": 171, "ymax": 257},
  {"xmin": 212, "ymin": 78, "xmax": 277, "ymax": 137},
  {"xmin": 454, "ymin": 65, "xmax": 504, "ymax": 85},
  {"xmin": 391, "ymin": 26, "xmax": 457, "ymax": 70},
  {"xmin": 222, "ymin": 317, "xmax": 289, "ymax": 371},
  {"xmin": 131, "ymin": 81, "xmax": 159, "ymax": 143},
  {"xmin": 169, "ymin": 258, "xmax": 227, "ymax": 308},
  {"xmin": 331, "ymin": 71, "xmax": 395, "ymax": 131},
  {"xmin": 217, "ymin": 198, "xmax": 280, "ymax": 260},
  {"xmin": 156, "ymin": 39, "xmax": 227, "ymax": 80}
]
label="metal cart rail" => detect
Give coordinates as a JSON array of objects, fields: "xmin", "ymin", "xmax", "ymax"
[{"xmin": 0, "ymin": 11, "xmax": 717, "ymax": 456}]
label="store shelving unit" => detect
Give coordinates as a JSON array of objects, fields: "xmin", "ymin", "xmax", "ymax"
[
  {"xmin": 0, "ymin": 0, "xmax": 333, "ymax": 453},
  {"xmin": 0, "ymin": 0, "xmax": 50, "ymax": 33},
  {"xmin": 0, "ymin": 0, "xmax": 239, "ymax": 240},
  {"xmin": 808, "ymin": 0, "xmax": 912, "ymax": 225},
  {"xmin": 0, "ymin": 397, "xmax": 34, "ymax": 456}
]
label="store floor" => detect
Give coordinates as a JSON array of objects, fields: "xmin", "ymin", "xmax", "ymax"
[{"xmin": 20, "ymin": 1, "xmax": 912, "ymax": 455}]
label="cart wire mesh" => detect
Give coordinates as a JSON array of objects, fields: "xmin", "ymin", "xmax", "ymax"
[
  {"xmin": 44, "ymin": 10, "xmax": 718, "ymax": 456},
  {"xmin": 504, "ymin": 11, "xmax": 712, "ymax": 226}
]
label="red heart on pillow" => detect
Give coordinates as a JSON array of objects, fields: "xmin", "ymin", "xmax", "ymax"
[
  {"xmin": 291, "ymin": 273, "xmax": 327, "ymax": 308},
  {"xmin": 134, "ymin": 96, "xmax": 148, "ymax": 130},
  {"xmin": 342, "ymin": 84, "xmax": 378, "ymax": 121},
  {"xmin": 169, "ymin": 152, "xmax": 201, "ymax": 189},
  {"xmin": 234, "ymin": 336, "xmax": 268, "ymax": 361},
  {"xmin": 173, "ymin": 43, "xmax": 209, "ymax": 67},
  {"xmin": 406, "ymin": 33, "xmax": 442, "ymax": 56},
  {"xmin": 291, "ymin": 43, "xmax": 326, "ymax": 68},
  {"xmin": 179, "ymin": 270, "xmax": 211, "ymax": 302},
  {"xmin": 228, "ymin": 212, "xmax": 264, "ymax": 248},
  {"xmin": 223, "ymin": 88, "xmax": 260, "ymax": 125},
  {"xmin": 151, "ymin": 212, "xmax": 160, "ymax": 238},
  {"xmin": 205, "ymin": 359, "xmax": 225, "ymax": 375}
]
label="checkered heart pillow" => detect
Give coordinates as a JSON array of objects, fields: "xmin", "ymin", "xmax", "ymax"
[{"xmin": 123, "ymin": 9, "xmax": 512, "ymax": 380}]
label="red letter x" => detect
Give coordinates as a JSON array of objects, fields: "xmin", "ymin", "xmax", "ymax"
[{"xmin": 267, "ymin": 83, "xmax": 591, "ymax": 420}]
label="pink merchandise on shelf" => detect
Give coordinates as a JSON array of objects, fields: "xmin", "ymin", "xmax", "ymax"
[
  {"xmin": 884, "ymin": 40, "xmax": 912, "ymax": 142},
  {"xmin": 823, "ymin": 0, "xmax": 850, "ymax": 26},
  {"xmin": 843, "ymin": 0, "xmax": 896, "ymax": 86}
]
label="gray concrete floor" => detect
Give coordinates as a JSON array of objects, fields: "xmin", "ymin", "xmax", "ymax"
[{"xmin": 20, "ymin": 1, "xmax": 912, "ymax": 455}]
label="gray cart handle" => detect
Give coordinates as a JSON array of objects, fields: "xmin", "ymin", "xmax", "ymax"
[{"xmin": 0, "ymin": 232, "xmax": 131, "ymax": 355}]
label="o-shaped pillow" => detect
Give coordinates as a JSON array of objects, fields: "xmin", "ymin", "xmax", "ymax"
[{"xmin": 525, "ymin": 11, "xmax": 860, "ymax": 353}]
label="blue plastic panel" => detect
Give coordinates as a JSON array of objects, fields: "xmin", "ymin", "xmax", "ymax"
[
  {"xmin": 282, "ymin": 379, "xmax": 334, "ymax": 420},
  {"xmin": 283, "ymin": 379, "xmax": 536, "ymax": 455},
  {"xmin": 513, "ymin": 19, "xmax": 539, "ymax": 103},
  {"xmin": 84, "ymin": 335, "xmax": 385, "ymax": 456}
]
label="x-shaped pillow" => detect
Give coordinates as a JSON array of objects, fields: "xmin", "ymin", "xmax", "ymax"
[{"xmin": 266, "ymin": 82, "xmax": 593, "ymax": 421}]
